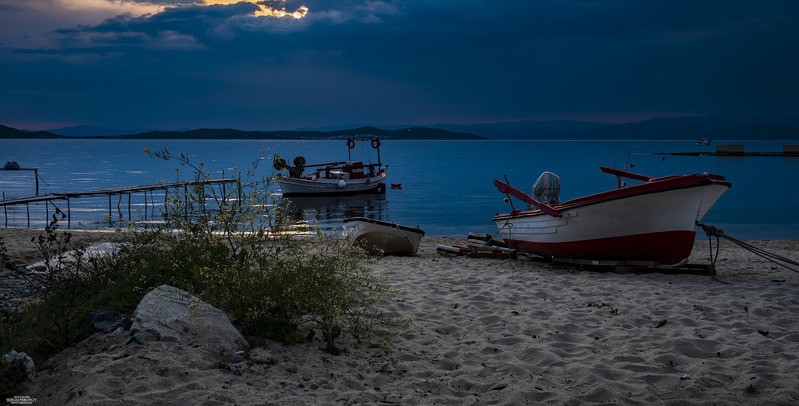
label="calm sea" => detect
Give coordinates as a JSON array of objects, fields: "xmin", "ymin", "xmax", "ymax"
[{"xmin": 1, "ymin": 139, "xmax": 798, "ymax": 239}]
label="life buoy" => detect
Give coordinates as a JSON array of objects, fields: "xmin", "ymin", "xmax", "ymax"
[
  {"xmin": 347, "ymin": 138, "xmax": 356, "ymax": 149},
  {"xmin": 371, "ymin": 138, "xmax": 381, "ymax": 149}
]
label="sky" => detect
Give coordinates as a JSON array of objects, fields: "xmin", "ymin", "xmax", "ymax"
[{"xmin": 0, "ymin": 0, "xmax": 798, "ymax": 131}]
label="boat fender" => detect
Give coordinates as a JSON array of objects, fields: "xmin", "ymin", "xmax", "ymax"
[
  {"xmin": 371, "ymin": 138, "xmax": 381, "ymax": 149},
  {"xmin": 347, "ymin": 138, "xmax": 356, "ymax": 149},
  {"xmin": 337, "ymin": 179, "xmax": 347, "ymax": 188},
  {"xmin": 310, "ymin": 173, "xmax": 318, "ymax": 181}
]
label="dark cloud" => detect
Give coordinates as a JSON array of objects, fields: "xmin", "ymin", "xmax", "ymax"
[{"xmin": 0, "ymin": 0, "xmax": 797, "ymax": 129}]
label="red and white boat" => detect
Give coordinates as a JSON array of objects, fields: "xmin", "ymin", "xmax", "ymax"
[
  {"xmin": 492, "ymin": 167, "xmax": 731, "ymax": 265},
  {"xmin": 274, "ymin": 137, "xmax": 387, "ymax": 196}
]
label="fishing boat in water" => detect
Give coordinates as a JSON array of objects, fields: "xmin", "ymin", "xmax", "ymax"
[
  {"xmin": 274, "ymin": 137, "xmax": 387, "ymax": 196},
  {"xmin": 694, "ymin": 137, "xmax": 712, "ymax": 146},
  {"xmin": 342, "ymin": 217, "xmax": 425, "ymax": 256},
  {"xmin": 492, "ymin": 167, "xmax": 731, "ymax": 265}
]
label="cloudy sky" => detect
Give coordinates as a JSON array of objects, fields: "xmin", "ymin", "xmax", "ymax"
[{"xmin": 0, "ymin": 0, "xmax": 797, "ymax": 131}]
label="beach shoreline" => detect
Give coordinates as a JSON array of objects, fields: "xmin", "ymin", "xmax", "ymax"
[{"xmin": 3, "ymin": 228, "xmax": 798, "ymax": 404}]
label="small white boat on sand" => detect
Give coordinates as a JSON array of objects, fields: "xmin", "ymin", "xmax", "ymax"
[
  {"xmin": 342, "ymin": 217, "xmax": 425, "ymax": 256},
  {"xmin": 493, "ymin": 167, "xmax": 731, "ymax": 265},
  {"xmin": 274, "ymin": 138, "xmax": 387, "ymax": 196}
]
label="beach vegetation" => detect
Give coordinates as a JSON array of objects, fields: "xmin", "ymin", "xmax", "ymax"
[{"xmin": 0, "ymin": 149, "xmax": 394, "ymax": 394}]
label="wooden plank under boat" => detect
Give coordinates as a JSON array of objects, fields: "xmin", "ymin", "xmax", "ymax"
[
  {"xmin": 342, "ymin": 217, "xmax": 425, "ymax": 256},
  {"xmin": 436, "ymin": 244, "xmax": 518, "ymax": 259}
]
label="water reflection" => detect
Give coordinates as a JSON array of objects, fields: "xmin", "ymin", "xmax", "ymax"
[{"xmin": 279, "ymin": 193, "xmax": 388, "ymax": 233}]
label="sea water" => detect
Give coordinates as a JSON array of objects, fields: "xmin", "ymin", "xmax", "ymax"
[{"xmin": 1, "ymin": 138, "xmax": 798, "ymax": 239}]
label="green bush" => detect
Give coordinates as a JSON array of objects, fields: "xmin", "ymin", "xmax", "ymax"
[{"xmin": 0, "ymin": 148, "xmax": 395, "ymax": 391}]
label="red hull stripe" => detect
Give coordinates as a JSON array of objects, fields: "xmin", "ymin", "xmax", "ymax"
[{"xmin": 506, "ymin": 230, "xmax": 697, "ymax": 265}]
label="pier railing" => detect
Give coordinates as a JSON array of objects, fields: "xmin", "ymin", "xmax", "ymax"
[{"xmin": 1, "ymin": 178, "xmax": 241, "ymax": 229}]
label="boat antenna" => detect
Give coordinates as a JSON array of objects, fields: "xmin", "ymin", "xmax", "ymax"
[
  {"xmin": 502, "ymin": 175, "xmax": 518, "ymax": 212},
  {"xmin": 371, "ymin": 137, "xmax": 382, "ymax": 165},
  {"xmin": 346, "ymin": 137, "xmax": 356, "ymax": 161}
]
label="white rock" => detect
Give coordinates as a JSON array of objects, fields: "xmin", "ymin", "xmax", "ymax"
[
  {"xmin": 2, "ymin": 350, "xmax": 35, "ymax": 380},
  {"xmin": 130, "ymin": 285, "xmax": 249, "ymax": 357}
]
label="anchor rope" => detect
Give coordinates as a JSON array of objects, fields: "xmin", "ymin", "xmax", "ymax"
[{"xmin": 697, "ymin": 223, "xmax": 799, "ymax": 273}]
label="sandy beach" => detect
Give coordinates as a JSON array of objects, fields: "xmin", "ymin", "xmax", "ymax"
[{"xmin": 3, "ymin": 228, "xmax": 798, "ymax": 405}]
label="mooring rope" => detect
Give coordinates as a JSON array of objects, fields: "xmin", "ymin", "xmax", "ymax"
[{"xmin": 697, "ymin": 223, "xmax": 799, "ymax": 273}]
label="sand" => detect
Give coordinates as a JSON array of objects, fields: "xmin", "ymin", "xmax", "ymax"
[{"xmin": 4, "ymin": 229, "xmax": 798, "ymax": 405}]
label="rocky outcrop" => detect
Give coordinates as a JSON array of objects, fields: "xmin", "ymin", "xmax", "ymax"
[{"xmin": 130, "ymin": 285, "xmax": 248, "ymax": 357}]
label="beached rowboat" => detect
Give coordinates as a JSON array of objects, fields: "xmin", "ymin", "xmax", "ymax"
[
  {"xmin": 342, "ymin": 217, "xmax": 425, "ymax": 256},
  {"xmin": 493, "ymin": 167, "xmax": 731, "ymax": 265}
]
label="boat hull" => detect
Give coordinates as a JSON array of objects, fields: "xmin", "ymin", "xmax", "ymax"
[
  {"xmin": 278, "ymin": 173, "xmax": 387, "ymax": 196},
  {"xmin": 343, "ymin": 217, "xmax": 425, "ymax": 256},
  {"xmin": 493, "ymin": 176, "xmax": 730, "ymax": 265}
]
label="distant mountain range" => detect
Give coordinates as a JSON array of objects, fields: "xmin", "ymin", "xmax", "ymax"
[
  {"xmin": 427, "ymin": 116, "xmax": 799, "ymax": 139},
  {"xmin": 0, "ymin": 125, "xmax": 485, "ymax": 140},
  {"xmin": 3, "ymin": 115, "xmax": 799, "ymax": 140}
]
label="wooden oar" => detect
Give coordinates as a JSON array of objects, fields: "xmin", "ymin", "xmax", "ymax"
[{"xmin": 493, "ymin": 179, "xmax": 562, "ymax": 218}]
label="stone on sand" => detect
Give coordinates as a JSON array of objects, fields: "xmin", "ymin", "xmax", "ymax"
[{"xmin": 130, "ymin": 285, "xmax": 248, "ymax": 357}]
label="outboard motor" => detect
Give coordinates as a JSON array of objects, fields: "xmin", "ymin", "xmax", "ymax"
[
  {"xmin": 288, "ymin": 156, "xmax": 306, "ymax": 178},
  {"xmin": 532, "ymin": 171, "xmax": 561, "ymax": 206}
]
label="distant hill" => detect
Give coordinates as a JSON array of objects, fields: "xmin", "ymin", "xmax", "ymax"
[
  {"xmin": 431, "ymin": 116, "xmax": 799, "ymax": 139},
  {"xmin": 46, "ymin": 125, "xmax": 156, "ymax": 137},
  {"xmin": 0, "ymin": 125, "xmax": 65, "ymax": 139},
  {"xmin": 7, "ymin": 115, "xmax": 799, "ymax": 140},
  {"xmin": 111, "ymin": 126, "xmax": 486, "ymax": 140},
  {"xmin": 1, "ymin": 125, "xmax": 484, "ymax": 140},
  {"xmin": 430, "ymin": 119, "xmax": 612, "ymax": 139}
]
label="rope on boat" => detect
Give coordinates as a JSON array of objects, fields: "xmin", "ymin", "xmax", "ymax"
[{"xmin": 697, "ymin": 223, "xmax": 799, "ymax": 273}]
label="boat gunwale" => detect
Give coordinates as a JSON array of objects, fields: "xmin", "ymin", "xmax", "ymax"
[
  {"xmin": 493, "ymin": 173, "xmax": 731, "ymax": 221},
  {"xmin": 343, "ymin": 216, "xmax": 425, "ymax": 236}
]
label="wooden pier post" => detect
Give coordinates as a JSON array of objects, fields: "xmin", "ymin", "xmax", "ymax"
[
  {"xmin": 222, "ymin": 181, "xmax": 227, "ymax": 206},
  {"xmin": 237, "ymin": 175, "xmax": 242, "ymax": 214},
  {"xmin": 184, "ymin": 184, "xmax": 188, "ymax": 219},
  {"xmin": 117, "ymin": 194, "xmax": 123, "ymax": 222}
]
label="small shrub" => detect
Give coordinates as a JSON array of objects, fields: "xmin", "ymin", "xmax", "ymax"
[{"xmin": 0, "ymin": 147, "xmax": 396, "ymax": 394}]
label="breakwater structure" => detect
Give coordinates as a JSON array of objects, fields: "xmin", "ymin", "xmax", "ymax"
[
  {"xmin": 0, "ymin": 171, "xmax": 241, "ymax": 229},
  {"xmin": 656, "ymin": 144, "xmax": 799, "ymax": 157}
]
